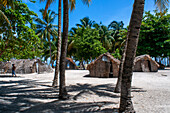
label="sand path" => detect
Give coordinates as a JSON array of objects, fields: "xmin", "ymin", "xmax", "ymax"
[{"xmin": 0, "ymin": 69, "xmax": 170, "ymax": 113}]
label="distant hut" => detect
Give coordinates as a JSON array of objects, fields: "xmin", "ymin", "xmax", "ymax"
[
  {"xmin": 65, "ymin": 57, "xmax": 77, "ymax": 69},
  {"xmin": 0, "ymin": 59, "xmax": 53, "ymax": 74},
  {"xmin": 133, "ymin": 55, "xmax": 160, "ymax": 72},
  {"xmin": 87, "ymin": 53, "xmax": 120, "ymax": 78}
]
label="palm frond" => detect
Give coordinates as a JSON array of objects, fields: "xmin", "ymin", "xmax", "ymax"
[{"xmin": 155, "ymin": 0, "xmax": 169, "ymax": 12}]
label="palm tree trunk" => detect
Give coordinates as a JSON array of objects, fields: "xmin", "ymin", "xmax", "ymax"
[
  {"xmin": 59, "ymin": 0, "xmax": 69, "ymax": 100},
  {"xmin": 119, "ymin": 0, "xmax": 145, "ymax": 112},
  {"xmin": 52, "ymin": 0, "xmax": 62, "ymax": 87},
  {"xmin": 50, "ymin": 41, "xmax": 52, "ymax": 65},
  {"xmin": 114, "ymin": 40, "xmax": 127, "ymax": 93}
]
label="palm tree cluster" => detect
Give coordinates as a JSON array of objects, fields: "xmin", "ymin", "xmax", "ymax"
[
  {"xmin": 1, "ymin": 0, "xmax": 169, "ymax": 112},
  {"xmin": 68, "ymin": 17, "xmax": 127, "ymax": 62},
  {"xmin": 34, "ymin": 9, "xmax": 58, "ymax": 66}
]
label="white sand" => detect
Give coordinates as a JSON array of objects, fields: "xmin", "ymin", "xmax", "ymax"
[{"xmin": 0, "ymin": 69, "xmax": 170, "ymax": 113}]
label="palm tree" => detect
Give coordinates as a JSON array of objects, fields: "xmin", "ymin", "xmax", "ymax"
[
  {"xmin": 52, "ymin": 0, "xmax": 61, "ymax": 87},
  {"xmin": 0, "ymin": 10, "xmax": 12, "ymax": 30},
  {"xmin": 108, "ymin": 21, "xmax": 126, "ymax": 53},
  {"xmin": 59, "ymin": 0, "xmax": 69, "ymax": 100},
  {"xmin": 76, "ymin": 17, "xmax": 94, "ymax": 28},
  {"xmin": 41, "ymin": 0, "xmax": 92, "ymax": 99},
  {"xmin": 42, "ymin": 40, "xmax": 58, "ymax": 67},
  {"xmin": 119, "ymin": 0, "xmax": 169, "ymax": 112},
  {"xmin": 67, "ymin": 27, "xmax": 78, "ymax": 57},
  {"xmin": 34, "ymin": 9, "xmax": 57, "ymax": 65},
  {"xmin": 42, "ymin": 0, "xmax": 92, "ymax": 87},
  {"xmin": 59, "ymin": 0, "xmax": 92, "ymax": 99},
  {"xmin": 108, "ymin": 21, "xmax": 124, "ymax": 30},
  {"xmin": 0, "ymin": 0, "xmax": 16, "ymax": 9},
  {"xmin": 97, "ymin": 25, "xmax": 114, "ymax": 51}
]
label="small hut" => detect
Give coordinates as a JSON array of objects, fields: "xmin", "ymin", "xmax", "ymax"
[
  {"xmin": 0, "ymin": 59, "xmax": 53, "ymax": 74},
  {"xmin": 65, "ymin": 57, "xmax": 77, "ymax": 69},
  {"xmin": 133, "ymin": 55, "xmax": 160, "ymax": 72},
  {"xmin": 87, "ymin": 52, "xmax": 120, "ymax": 78}
]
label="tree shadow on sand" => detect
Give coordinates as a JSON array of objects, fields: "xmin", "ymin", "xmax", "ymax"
[
  {"xmin": 0, "ymin": 79, "xmax": 58, "ymax": 113},
  {"xmin": 22, "ymin": 100, "xmax": 119, "ymax": 113},
  {"xmin": 0, "ymin": 77, "xmax": 147, "ymax": 113}
]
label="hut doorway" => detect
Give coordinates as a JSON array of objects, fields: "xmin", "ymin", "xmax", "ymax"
[
  {"xmin": 141, "ymin": 60, "xmax": 150, "ymax": 72},
  {"xmin": 109, "ymin": 62, "xmax": 113, "ymax": 78},
  {"xmin": 147, "ymin": 60, "xmax": 152, "ymax": 72}
]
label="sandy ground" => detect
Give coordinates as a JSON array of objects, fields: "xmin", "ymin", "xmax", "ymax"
[{"xmin": 0, "ymin": 69, "xmax": 170, "ymax": 113}]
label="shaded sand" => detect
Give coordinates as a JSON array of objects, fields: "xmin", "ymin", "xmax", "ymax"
[{"xmin": 0, "ymin": 69, "xmax": 170, "ymax": 113}]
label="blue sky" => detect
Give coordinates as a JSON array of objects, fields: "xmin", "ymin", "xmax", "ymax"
[{"xmin": 23, "ymin": 0, "xmax": 169, "ymax": 30}]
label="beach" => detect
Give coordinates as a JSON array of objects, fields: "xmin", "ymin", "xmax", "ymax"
[{"xmin": 0, "ymin": 69, "xmax": 170, "ymax": 113}]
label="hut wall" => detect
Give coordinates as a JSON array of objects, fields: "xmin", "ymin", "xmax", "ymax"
[
  {"xmin": 95, "ymin": 61, "xmax": 99, "ymax": 77},
  {"xmin": 112, "ymin": 62, "xmax": 119, "ymax": 77},
  {"xmin": 65, "ymin": 61, "xmax": 76, "ymax": 69},
  {"xmin": 91, "ymin": 65, "xmax": 95, "ymax": 77},
  {"xmin": 90, "ymin": 60, "xmax": 111, "ymax": 78},
  {"xmin": 134, "ymin": 59, "xmax": 158, "ymax": 72},
  {"xmin": 134, "ymin": 61, "xmax": 142, "ymax": 72},
  {"xmin": 99, "ymin": 60, "xmax": 103, "ymax": 77},
  {"xmin": 70, "ymin": 63, "xmax": 75, "ymax": 69},
  {"xmin": 32, "ymin": 63, "xmax": 37, "ymax": 73},
  {"xmin": 150, "ymin": 61, "xmax": 158, "ymax": 72},
  {"xmin": 141, "ymin": 60, "xmax": 150, "ymax": 72},
  {"xmin": 94, "ymin": 64, "xmax": 96, "ymax": 77},
  {"xmin": 104, "ymin": 61, "xmax": 110, "ymax": 77}
]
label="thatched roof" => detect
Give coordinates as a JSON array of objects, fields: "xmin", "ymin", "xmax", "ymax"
[
  {"xmin": 87, "ymin": 52, "xmax": 120, "ymax": 70},
  {"xmin": 66, "ymin": 57, "xmax": 77, "ymax": 66},
  {"xmin": 0, "ymin": 59, "xmax": 53, "ymax": 74},
  {"xmin": 134, "ymin": 54, "xmax": 159, "ymax": 67}
]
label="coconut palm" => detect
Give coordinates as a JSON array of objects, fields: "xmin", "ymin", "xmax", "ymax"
[
  {"xmin": 34, "ymin": 9, "xmax": 57, "ymax": 65},
  {"xmin": 41, "ymin": 0, "xmax": 92, "ymax": 87},
  {"xmin": 52, "ymin": 0, "xmax": 62, "ymax": 87},
  {"xmin": 42, "ymin": 40, "xmax": 58, "ymax": 67},
  {"xmin": 67, "ymin": 27, "xmax": 78, "ymax": 57},
  {"xmin": 108, "ymin": 21, "xmax": 126, "ymax": 53},
  {"xmin": 58, "ymin": 0, "xmax": 69, "ymax": 100},
  {"xmin": 108, "ymin": 21, "xmax": 124, "ymax": 30},
  {"xmin": 98, "ymin": 25, "xmax": 114, "ymax": 51},
  {"xmin": 119, "ymin": 0, "xmax": 169, "ymax": 112},
  {"xmin": 0, "ymin": 0, "xmax": 16, "ymax": 9},
  {"xmin": 76, "ymin": 17, "xmax": 94, "ymax": 28},
  {"xmin": 41, "ymin": 0, "xmax": 92, "ymax": 99},
  {"xmin": 59, "ymin": 0, "xmax": 92, "ymax": 99}
]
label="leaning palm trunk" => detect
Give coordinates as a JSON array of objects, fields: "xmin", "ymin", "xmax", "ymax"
[
  {"xmin": 114, "ymin": 40, "xmax": 127, "ymax": 93},
  {"xmin": 50, "ymin": 41, "xmax": 52, "ymax": 65},
  {"xmin": 59, "ymin": 0, "xmax": 69, "ymax": 100},
  {"xmin": 119, "ymin": 0, "xmax": 144, "ymax": 112},
  {"xmin": 52, "ymin": 0, "xmax": 62, "ymax": 87}
]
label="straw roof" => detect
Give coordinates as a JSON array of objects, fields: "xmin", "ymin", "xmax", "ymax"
[
  {"xmin": 134, "ymin": 54, "xmax": 159, "ymax": 67},
  {"xmin": 66, "ymin": 57, "xmax": 77, "ymax": 66},
  {"xmin": 87, "ymin": 52, "xmax": 120, "ymax": 70},
  {"xmin": 0, "ymin": 59, "xmax": 53, "ymax": 74}
]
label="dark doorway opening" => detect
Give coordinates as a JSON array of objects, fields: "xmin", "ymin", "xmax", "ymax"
[
  {"xmin": 147, "ymin": 60, "xmax": 152, "ymax": 72},
  {"xmin": 109, "ymin": 62, "xmax": 113, "ymax": 78}
]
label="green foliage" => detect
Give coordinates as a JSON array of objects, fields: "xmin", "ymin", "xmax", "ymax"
[
  {"xmin": 42, "ymin": 40, "xmax": 58, "ymax": 62},
  {"xmin": 69, "ymin": 27, "xmax": 107, "ymax": 62},
  {"xmin": 34, "ymin": 9, "xmax": 58, "ymax": 64},
  {"xmin": 137, "ymin": 10, "xmax": 170, "ymax": 58},
  {"xmin": 0, "ymin": 1, "xmax": 42, "ymax": 61},
  {"xmin": 112, "ymin": 48, "xmax": 121, "ymax": 60},
  {"xmin": 68, "ymin": 17, "xmax": 127, "ymax": 62}
]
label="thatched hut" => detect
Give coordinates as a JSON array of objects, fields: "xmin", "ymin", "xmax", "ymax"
[
  {"xmin": 0, "ymin": 59, "xmax": 53, "ymax": 74},
  {"xmin": 133, "ymin": 55, "xmax": 160, "ymax": 72},
  {"xmin": 87, "ymin": 53, "xmax": 120, "ymax": 78},
  {"xmin": 65, "ymin": 57, "xmax": 77, "ymax": 69}
]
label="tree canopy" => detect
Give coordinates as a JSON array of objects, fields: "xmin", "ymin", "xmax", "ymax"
[
  {"xmin": 137, "ymin": 10, "xmax": 170, "ymax": 58},
  {"xmin": 0, "ymin": 0, "xmax": 42, "ymax": 61}
]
